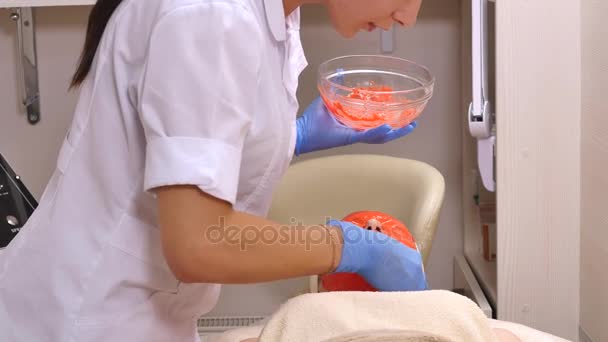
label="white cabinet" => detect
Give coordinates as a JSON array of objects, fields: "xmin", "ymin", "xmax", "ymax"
[{"xmin": 460, "ymin": 0, "xmax": 581, "ymax": 340}]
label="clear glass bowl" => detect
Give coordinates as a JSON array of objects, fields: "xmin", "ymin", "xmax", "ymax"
[{"xmin": 317, "ymin": 55, "xmax": 435, "ymax": 130}]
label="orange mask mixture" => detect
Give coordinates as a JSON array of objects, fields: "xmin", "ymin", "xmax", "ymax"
[{"xmin": 321, "ymin": 85, "xmax": 415, "ymax": 130}]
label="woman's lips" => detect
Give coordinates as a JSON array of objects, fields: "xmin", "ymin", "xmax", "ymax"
[{"xmin": 367, "ymin": 23, "xmax": 376, "ymax": 32}]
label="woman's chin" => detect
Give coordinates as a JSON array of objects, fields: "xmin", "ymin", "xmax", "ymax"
[{"xmin": 337, "ymin": 28, "xmax": 359, "ymax": 39}]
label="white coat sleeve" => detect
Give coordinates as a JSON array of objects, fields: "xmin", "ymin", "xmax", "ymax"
[{"xmin": 137, "ymin": 4, "xmax": 262, "ymax": 205}]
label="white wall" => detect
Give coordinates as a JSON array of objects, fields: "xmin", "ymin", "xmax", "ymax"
[
  {"xmin": 580, "ymin": 1, "xmax": 608, "ymax": 341},
  {"xmin": 1, "ymin": 6, "xmax": 87, "ymax": 198},
  {"xmin": 1, "ymin": 1, "xmax": 463, "ymax": 317}
]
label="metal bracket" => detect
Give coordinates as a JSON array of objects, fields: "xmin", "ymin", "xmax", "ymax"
[
  {"xmin": 468, "ymin": 0, "xmax": 495, "ymax": 192},
  {"xmin": 9, "ymin": 8, "xmax": 41, "ymax": 125}
]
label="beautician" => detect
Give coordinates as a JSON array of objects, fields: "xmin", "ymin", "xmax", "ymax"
[{"xmin": 0, "ymin": 0, "xmax": 426, "ymax": 340}]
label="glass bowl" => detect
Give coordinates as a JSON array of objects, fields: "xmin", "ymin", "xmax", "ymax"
[{"xmin": 317, "ymin": 55, "xmax": 435, "ymax": 130}]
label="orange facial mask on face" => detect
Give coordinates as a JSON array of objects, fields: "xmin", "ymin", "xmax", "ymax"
[{"xmin": 320, "ymin": 211, "xmax": 418, "ymax": 292}]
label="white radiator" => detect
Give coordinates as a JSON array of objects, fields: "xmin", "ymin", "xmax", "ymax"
[{"xmin": 198, "ymin": 316, "xmax": 266, "ymax": 340}]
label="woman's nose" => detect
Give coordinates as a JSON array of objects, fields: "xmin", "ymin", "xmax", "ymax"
[{"xmin": 393, "ymin": 0, "xmax": 422, "ymax": 28}]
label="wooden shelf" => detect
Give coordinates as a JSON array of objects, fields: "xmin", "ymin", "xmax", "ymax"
[
  {"xmin": 465, "ymin": 252, "xmax": 497, "ymax": 309},
  {"xmin": 0, "ymin": 0, "xmax": 93, "ymax": 8}
]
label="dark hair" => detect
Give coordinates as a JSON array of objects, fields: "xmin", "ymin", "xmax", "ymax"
[{"xmin": 70, "ymin": 0, "xmax": 123, "ymax": 88}]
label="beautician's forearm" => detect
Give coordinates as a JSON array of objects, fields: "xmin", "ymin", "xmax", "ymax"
[
  {"xmin": 155, "ymin": 185, "xmax": 342, "ymax": 284},
  {"xmin": 190, "ymin": 211, "xmax": 342, "ymax": 283}
]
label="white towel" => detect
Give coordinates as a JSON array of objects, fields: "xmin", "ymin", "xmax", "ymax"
[
  {"xmin": 256, "ymin": 290, "xmax": 498, "ymax": 342},
  {"xmin": 208, "ymin": 291, "xmax": 572, "ymax": 342}
]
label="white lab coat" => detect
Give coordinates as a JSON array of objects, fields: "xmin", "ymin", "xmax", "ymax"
[{"xmin": 0, "ymin": 0, "xmax": 307, "ymax": 340}]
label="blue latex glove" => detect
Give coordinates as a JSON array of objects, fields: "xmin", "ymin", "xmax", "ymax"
[
  {"xmin": 294, "ymin": 97, "xmax": 417, "ymax": 156},
  {"xmin": 328, "ymin": 219, "xmax": 428, "ymax": 291}
]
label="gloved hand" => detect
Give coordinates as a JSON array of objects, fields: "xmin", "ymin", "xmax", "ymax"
[
  {"xmin": 294, "ymin": 97, "xmax": 417, "ymax": 156},
  {"xmin": 328, "ymin": 219, "xmax": 428, "ymax": 291}
]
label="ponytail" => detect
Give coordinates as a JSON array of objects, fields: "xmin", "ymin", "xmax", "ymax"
[{"xmin": 70, "ymin": 0, "xmax": 123, "ymax": 88}]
